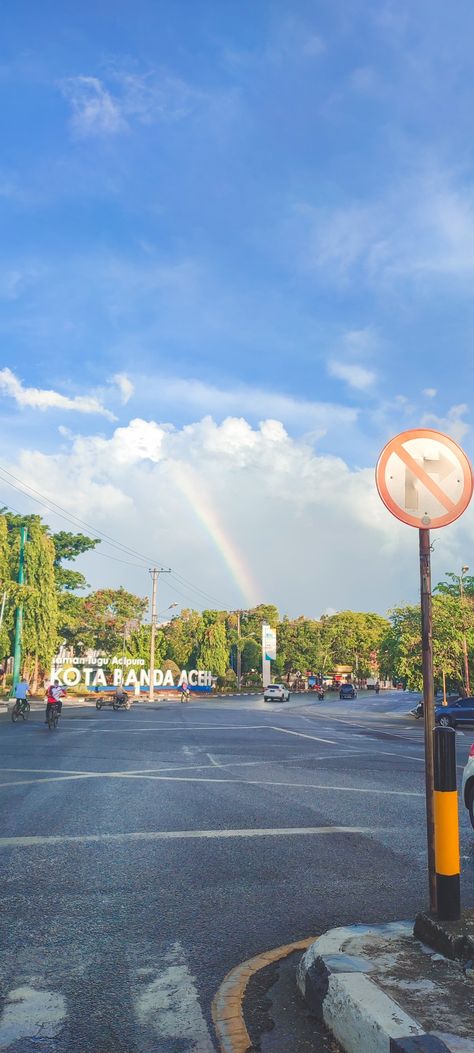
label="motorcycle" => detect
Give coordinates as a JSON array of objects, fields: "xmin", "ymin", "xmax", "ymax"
[
  {"xmin": 411, "ymin": 702, "xmax": 424, "ymax": 719},
  {"xmin": 112, "ymin": 691, "xmax": 131, "ymax": 711}
]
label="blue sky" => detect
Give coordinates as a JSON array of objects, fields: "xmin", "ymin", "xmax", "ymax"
[{"xmin": 2, "ymin": 1, "xmax": 474, "ymax": 615}]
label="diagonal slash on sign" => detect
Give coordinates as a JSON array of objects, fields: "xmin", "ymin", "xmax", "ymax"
[{"xmin": 393, "ymin": 441, "xmax": 456, "ymax": 512}]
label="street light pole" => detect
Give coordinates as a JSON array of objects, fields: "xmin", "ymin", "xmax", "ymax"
[{"xmin": 460, "ymin": 565, "xmax": 470, "ymax": 696}]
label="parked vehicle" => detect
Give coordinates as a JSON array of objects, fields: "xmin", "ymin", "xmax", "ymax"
[
  {"xmin": 339, "ymin": 683, "xmax": 357, "ymax": 700},
  {"xmin": 435, "ymin": 697, "xmax": 474, "ymax": 728},
  {"xmin": 263, "ymin": 683, "xmax": 290, "ymax": 703},
  {"xmin": 462, "ymin": 744, "xmax": 474, "ymax": 829}
]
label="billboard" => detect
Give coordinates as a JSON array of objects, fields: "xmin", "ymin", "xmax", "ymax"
[
  {"xmin": 262, "ymin": 624, "xmax": 277, "ymax": 661},
  {"xmin": 262, "ymin": 623, "xmax": 276, "ymax": 687},
  {"xmin": 50, "ymin": 652, "xmax": 213, "ymax": 692}
]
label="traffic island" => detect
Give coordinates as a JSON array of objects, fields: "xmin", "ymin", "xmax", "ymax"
[
  {"xmin": 297, "ymin": 921, "xmax": 474, "ymax": 1053},
  {"xmin": 414, "ymin": 909, "xmax": 474, "ymax": 965}
]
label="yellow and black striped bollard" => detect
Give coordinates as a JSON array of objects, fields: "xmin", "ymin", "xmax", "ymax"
[{"xmin": 433, "ymin": 725, "xmax": 461, "ymax": 921}]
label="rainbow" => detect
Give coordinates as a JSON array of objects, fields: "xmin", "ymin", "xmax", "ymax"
[{"xmin": 172, "ymin": 462, "xmax": 260, "ymax": 608}]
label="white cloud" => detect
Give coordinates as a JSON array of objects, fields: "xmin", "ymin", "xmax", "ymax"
[
  {"xmin": 420, "ymin": 403, "xmax": 470, "ymax": 443},
  {"xmin": 423, "ymin": 388, "xmax": 437, "ymax": 398},
  {"xmin": 0, "ymin": 367, "xmax": 116, "ymax": 420},
  {"xmin": 350, "ymin": 66, "xmax": 380, "ymax": 94},
  {"xmin": 7, "ymin": 411, "xmax": 474, "ymax": 616},
  {"xmin": 142, "ymin": 374, "xmax": 358, "ymax": 436},
  {"xmin": 342, "ymin": 327, "xmax": 380, "ymax": 358},
  {"xmin": 292, "ymin": 169, "xmax": 474, "ymax": 285},
  {"xmin": 60, "ymin": 71, "xmax": 203, "ymax": 138},
  {"xmin": 61, "ymin": 76, "xmax": 126, "ymax": 137},
  {"xmin": 113, "ymin": 372, "xmax": 134, "ymax": 405},
  {"xmin": 328, "ymin": 360, "xmax": 376, "ymax": 391},
  {"xmin": 5, "ymin": 414, "xmax": 403, "ymax": 614},
  {"xmin": 302, "ymin": 34, "xmax": 326, "ymax": 57},
  {"xmin": 114, "ymin": 71, "xmax": 203, "ymax": 124}
]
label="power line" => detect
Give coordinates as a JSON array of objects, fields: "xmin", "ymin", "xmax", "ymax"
[
  {"xmin": 0, "ymin": 464, "xmax": 234, "ymax": 609},
  {"xmin": 0, "ymin": 466, "xmax": 152, "ymax": 565}
]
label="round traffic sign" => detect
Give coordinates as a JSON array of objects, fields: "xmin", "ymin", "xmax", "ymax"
[{"xmin": 376, "ymin": 428, "xmax": 473, "ymax": 529}]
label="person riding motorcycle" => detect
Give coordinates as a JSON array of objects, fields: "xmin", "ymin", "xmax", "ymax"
[
  {"xmin": 180, "ymin": 682, "xmax": 190, "ymax": 703},
  {"xmin": 45, "ymin": 680, "xmax": 65, "ymax": 723}
]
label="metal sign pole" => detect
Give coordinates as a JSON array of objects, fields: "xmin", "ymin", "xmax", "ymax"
[{"xmin": 419, "ymin": 528, "xmax": 437, "ymax": 914}]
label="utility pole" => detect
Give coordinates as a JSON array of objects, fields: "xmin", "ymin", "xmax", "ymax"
[
  {"xmin": 236, "ymin": 610, "xmax": 241, "ymax": 692},
  {"xmin": 459, "ymin": 566, "xmax": 470, "ymax": 696},
  {"xmin": 148, "ymin": 567, "xmax": 171, "ymax": 702},
  {"xmin": 11, "ymin": 526, "xmax": 27, "ymax": 694}
]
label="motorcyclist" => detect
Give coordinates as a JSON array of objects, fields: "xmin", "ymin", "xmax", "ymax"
[
  {"xmin": 180, "ymin": 681, "xmax": 190, "ymax": 703},
  {"xmin": 45, "ymin": 680, "xmax": 65, "ymax": 723}
]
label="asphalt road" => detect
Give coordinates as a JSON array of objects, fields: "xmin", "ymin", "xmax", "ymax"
[{"xmin": 0, "ymin": 691, "xmax": 473, "ymax": 1052}]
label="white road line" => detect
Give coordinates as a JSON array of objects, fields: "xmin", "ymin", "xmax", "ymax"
[
  {"xmin": 0, "ymin": 770, "xmax": 425, "ymax": 795},
  {"xmin": 0, "ymin": 767, "xmax": 95, "ymax": 775},
  {"xmin": 271, "ymin": 725, "xmax": 338, "ymax": 745},
  {"xmin": 0, "ymin": 986, "xmax": 66, "ymax": 1048},
  {"xmin": 0, "ymin": 774, "xmax": 108, "ymax": 789},
  {"xmin": 132, "ymin": 942, "xmax": 214, "ymax": 1051},
  {"xmin": 0, "ymin": 825, "xmax": 375, "ymax": 849},
  {"xmin": 122, "ymin": 774, "xmax": 423, "ymax": 796},
  {"xmin": 70, "ymin": 723, "xmax": 272, "ymax": 734},
  {"xmin": 206, "ymin": 753, "xmax": 222, "ymax": 767},
  {"xmin": 320, "ymin": 715, "xmax": 421, "ymax": 743}
]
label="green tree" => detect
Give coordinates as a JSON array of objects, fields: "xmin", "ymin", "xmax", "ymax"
[
  {"xmin": 320, "ymin": 611, "xmax": 389, "ymax": 678},
  {"xmin": 275, "ymin": 617, "xmax": 323, "ymax": 678},
  {"xmin": 165, "ymin": 609, "xmax": 202, "ymax": 667},
  {"xmin": 379, "ymin": 595, "xmax": 473, "ymax": 692},
  {"xmin": 0, "ymin": 515, "xmax": 13, "ymax": 660},
  {"xmin": 125, "ymin": 624, "xmax": 166, "ymax": 668},
  {"xmin": 52, "ymin": 531, "xmax": 100, "ymax": 591},
  {"xmin": 435, "ymin": 571, "xmax": 474, "ymax": 599},
  {"xmin": 78, "ymin": 587, "xmax": 148, "ymax": 653},
  {"xmin": 198, "ymin": 611, "xmax": 228, "ymax": 676},
  {"xmin": 13, "ymin": 517, "xmax": 59, "ymax": 687}
]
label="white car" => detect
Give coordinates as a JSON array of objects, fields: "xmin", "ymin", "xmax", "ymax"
[
  {"xmin": 462, "ymin": 744, "xmax": 474, "ymax": 829},
  {"xmin": 263, "ymin": 683, "xmax": 290, "ymax": 703}
]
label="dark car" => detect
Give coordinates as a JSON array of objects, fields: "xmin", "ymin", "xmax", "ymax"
[
  {"xmin": 339, "ymin": 683, "xmax": 357, "ymax": 700},
  {"xmin": 435, "ymin": 696, "xmax": 474, "ymax": 728}
]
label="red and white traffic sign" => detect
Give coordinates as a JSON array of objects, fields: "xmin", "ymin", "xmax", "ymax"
[{"xmin": 376, "ymin": 428, "xmax": 473, "ymax": 529}]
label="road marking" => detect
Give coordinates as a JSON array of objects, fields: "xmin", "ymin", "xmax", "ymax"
[
  {"xmin": 0, "ymin": 770, "xmax": 425, "ymax": 795},
  {"xmin": 0, "ymin": 751, "xmax": 392, "ymax": 789},
  {"xmin": 207, "ymin": 753, "xmax": 223, "ymax": 767},
  {"xmin": 0, "ymin": 986, "xmax": 66, "ymax": 1048},
  {"xmin": 320, "ymin": 715, "xmax": 421, "ymax": 743},
  {"xmin": 212, "ymin": 938, "xmax": 315, "ymax": 1053},
  {"xmin": 271, "ymin": 725, "xmax": 337, "ymax": 745},
  {"xmin": 75, "ymin": 723, "xmax": 272, "ymax": 734},
  {"xmin": 0, "ymin": 767, "xmax": 95, "ymax": 775},
  {"xmin": 0, "ymin": 826, "xmax": 374, "ymax": 849},
  {"xmin": 132, "ymin": 942, "xmax": 214, "ymax": 1051}
]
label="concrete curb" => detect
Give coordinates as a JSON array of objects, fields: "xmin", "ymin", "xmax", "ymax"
[
  {"xmin": 296, "ymin": 922, "xmax": 459, "ymax": 1053},
  {"xmin": 414, "ymin": 911, "xmax": 474, "ymax": 965}
]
